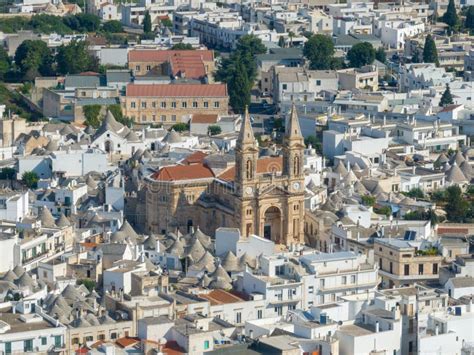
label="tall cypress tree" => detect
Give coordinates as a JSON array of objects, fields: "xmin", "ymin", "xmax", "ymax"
[
  {"xmin": 423, "ymin": 35, "xmax": 439, "ymax": 66},
  {"xmin": 442, "ymin": 0, "xmax": 458, "ymax": 29},
  {"xmin": 143, "ymin": 11, "xmax": 152, "ymax": 33},
  {"xmin": 229, "ymin": 59, "xmax": 250, "ymax": 114},
  {"xmin": 439, "ymin": 84, "xmax": 454, "ymax": 107},
  {"xmin": 465, "ymin": 6, "xmax": 474, "ymax": 31}
]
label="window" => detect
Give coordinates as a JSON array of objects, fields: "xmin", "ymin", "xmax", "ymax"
[
  {"xmin": 182, "ymin": 102, "xmax": 187, "ymax": 108},
  {"xmin": 110, "ymin": 332, "xmax": 117, "ymax": 340},
  {"xmin": 404, "ymin": 264, "xmax": 410, "ymax": 275},
  {"xmin": 152, "ymin": 101, "xmax": 156, "ymax": 108},
  {"xmin": 204, "ymin": 101, "xmax": 209, "ymax": 108},
  {"xmin": 236, "ymin": 312, "xmax": 242, "ymax": 323},
  {"xmin": 24, "ymin": 339, "xmax": 33, "ymax": 352},
  {"xmin": 214, "ymin": 101, "xmax": 220, "ymax": 108},
  {"xmin": 85, "ymin": 336, "xmax": 93, "ymax": 342},
  {"xmin": 131, "ymin": 102, "xmax": 136, "ymax": 108},
  {"xmin": 433, "ymin": 263, "xmax": 438, "ymax": 274},
  {"xmin": 171, "ymin": 102, "xmax": 177, "ymax": 108},
  {"xmin": 192, "ymin": 102, "xmax": 198, "ymax": 108},
  {"xmin": 320, "ymin": 279, "xmax": 325, "ymax": 288},
  {"xmin": 146, "ymin": 65, "xmax": 151, "ymax": 71},
  {"xmin": 161, "ymin": 115, "xmax": 166, "ymax": 122},
  {"xmin": 72, "ymin": 338, "xmax": 79, "ymax": 345},
  {"xmin": 41, "ymin": 337, "xmax": 47, "ymax": 345},
  {"xmin": 257, "ymin": 309, "xmax": 263, "ymax": 319},
  {"xmin": 351, "ymin": 275, "xmax": 356, "ymax": 284},
  {"xmin": 141, "ymin": 102, "xmax": 146, "ymax": 108},
  {"xmin": 204, "ymin": 340, "xmax": 210, "ymax": 350},
  {"xmin": 135, "ymin": 65, "xmax": 140, "ymax": 71},
  {"xmin": 161, "ymin": 102, "xmax": 166, "ymax": 108},
  {"xmin": 308, "ymin": 286, "xmax": 314, "ymax": 294},
  {"xmin": 5, "ymin": 342, "xmax": 11, "ymax": 354},
  {"xmin": 54, "ymin": 336, "xmax": 62, "ymax": 348},
  {"xmin": 282, "ymin": 84, "xmax": 288, "ymax": 90},
  {"xmin": 418, "ymin": 264, "xmax": 424, "ymax": 275},
  {"xmin": 342, "ymin": 276, "xmax": 347, "ymax": 285},
  {"xmin": 275, "ymin": 306, "xmax": 283, "ymax": 315},
  {"xmin": 316, "ymin": 80, "xmax": 321, "ymax": 86},
  {"xmin": 171, "ymin": 115, "xmax": 177, "ymax": 122}
]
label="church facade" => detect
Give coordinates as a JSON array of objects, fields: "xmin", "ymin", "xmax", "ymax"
[{"xmin": 145, "ymin": 105, "xmax": 306, "ymax": 245}]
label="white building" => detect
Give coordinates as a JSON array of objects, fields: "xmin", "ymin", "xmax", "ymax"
[{"xmin": 0, "ymin": 190, "xmax": 29, "ymax": 222}]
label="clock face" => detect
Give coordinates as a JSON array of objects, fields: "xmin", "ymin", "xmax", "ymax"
[
  {"xmin": 293, "ymin": 182, "xmax": 300, "ymax": 191},
  {"xmin": 245, "ymin": 186, "xmax": 253, "ymax": 195}
]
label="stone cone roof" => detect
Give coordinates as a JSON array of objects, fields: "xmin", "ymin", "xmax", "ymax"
[
  {"xmin": 333, "ymin": 161, "xmax": 348, "ymax": 175},
  {"xmin": 45, "ymin": 139, "xmax": 59, "ymax": 152},
  {"xmin": 352, "ymin": 162, "xmax": 362, "ymax": 171},
  {"xmin": 446, "ymin": 163, "xmax": 467, "ymax": 183},
  {"xmin": 56, "ymin": 213, "xmax": 71, "ymax": 228},
  {"xmin": 210, "ymin": 264, "xmax": 232, "ymax": 283},
  {"xmin": 353, "ymin": 181, "xmax": 368, "ymax": 194},
  {"xmin": 119, "ymin": 220, "xmax": 138, "ymax": 244},
  {"xmin": 193, "ymin": 251, "xmax": 216, "ymax": 273},
  {"xmin": 451, "ymin": 151, "xmax": 465, "ymax": 166},
  {"xmin": 166, "ymin": 238, "xmax": 185, "ymax": 259},
  {"xmin": 192, "ymin": 227, "xmax": 213, "ymax": 251},
  {"xmin": 238, "ymin": 253, "xmax": 257, "ymax": 269},
  {"xmin": 110, "ymin": 231, "xmax": 127, "ymax": 244},
  {"xmin": 163, "ymin": 130, "xmax": 182, "ymax": 144},
  {"xmin": 39, "ymin": 207, "xmax": 57, "ymax": 228},
  {"xmin": 435, "ymin": 152, "xmax": 449, "ymax": 165},
  {"xmin": 459, "ymin": 161, "xmax": 473, "ymax": 180},
  {"xmin": 12, "ymin": 265, "xmax": 25, "ymax": 277},
  {"xmin": 185, "ymin": 238, "xmax": 206, "ymax": 262},
  {"xmin": 15, "ymin": 272, "xmax": 36, "ymax": 288},
  {"xmin": 220, "ymin": 251, "xmax": 240, "ymax": 272},
  {"xmin": 86, "ymin": 175, "xmax": 98, "ymax": 189},
  {"xmin": 2, "ymin": 270, "xmax": 17, "ymax": 282}
]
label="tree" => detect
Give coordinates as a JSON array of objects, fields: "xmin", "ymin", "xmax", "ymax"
[
  {"xmin": 108, "ymin": 104, "xmax": 132, "ymax": 126},
  {"xmin": 361, "ymin": 195, "xmax": 376, "ymax": 207},
  {"xmin": 208, "ymin": 125, "xmax": 222, "ymax": 136},
  {"xmin": 347, "ymin": 42, "xmax": 376, "ymax": 68},
  {"xmin": 0, "ymin": 47, "xmax": 10, "ymax": 81},
  {"xmin": 215, "ymin": 35, "xmax": 266, "ymax": 114},
  {"xmin": 404, "ymin": 188, "xmax": 424, "ymax": 199},
  {"xmin": 83, "ymin": 105, "xmax": 102, "ymax": 128},
  {"xmin": 0, "ymin": 167, "xmax": 16, "ymax": 180},
  {"xmin": 423, "ymin": 35, "xmax": 439, "ymax": 66},
  {"xmin": 143, "ymin": 11, "xmax": 152, "ymax": 33},
  {"xmin": 445, "ymin": 185, "xmax": 469, "ymax": 222},
  {"xmin": 56, "ymin": 40, "xmax": 98, "ymax": 75},
  {"xmin": 63, "ymin": 14, "xmax": 101, "ymax": 32},
  {"xmin": 304, "ymin": 135, "xmax": 322, "ymax": 153},
  {"xmin": 160, "ymin": 18, "xmax": 172, "ymax": 28},
  {"xmin": 303, "ymin": 34, "xmax": 335, "ymax": 70},
  {"xmin": 171, "ymin": 122, "xmax": 188, "ymax": 132},
  {"xmin": 22, "ymin": 171, "xmax": 39, "ymax": 188},
  {"xmin": 375, "ymin": 47, "xmax": 387, "ymax": 63},
  {"xmin": 442, "ymin": 0, "xmax": 459, "ymax": 29},
  {"xmin": 465, "ymin": 6, "xmax": 474, "ymax": 31},
  {"xmin": 278, "ymin": 36, "xmax": 285, "ymax": 48},
  {"xmin": 102, "ymin": 20, "xmax": 123, "ymax": 33},
  {"xmin": 439, "ymin": 84, "xmax": 454, "ymax": 106},
  {"xmin": 171, "ymin": 43, "xmax": 194, "ymax": 50},
  {"xmin": 77, "ymin": 279, "xmax": 96, "ymax": 292},
  {"xmin": 374, "ymin": 206, "xmax": 392, "ymax": 217},
  {"xmin": 14, "ymin": 40, "xmax": 53, "ymax": 80}
]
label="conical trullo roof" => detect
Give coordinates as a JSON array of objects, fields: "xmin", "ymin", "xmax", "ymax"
[
  {"xmin": 435, "ymin": 152, "xmax": 449, "ymax": 166},
  {"xmin": 450, "ymin": 151, "xmax": 465, "ymax": 166},
  {"xmin": 210, "ymin": 264, "xmax": 232, "ymax": 283},
  {"xmin": 192, "ymin": 227, "xmax": 213, "ymax": 251},
  {"xmin": 163, "ymin": 130, "xmax": 182, "ymax": 144},
  {"xmin": 39, "ymin": 207, "xmax": 57, "ymax": 228},
  {"xmin": 446, "ymin": 163, "xmax": 468, "ymax": 183},
  {"xmin": 220, "ymin": 251, "xmax": 240, "ymax": 272},
  {"xmin": 119, "ymin": 220, "xmax": 138, "ymax": 244},
  {"xmin": 334, "ymin": 161, "xmax": 348, "ymax": 175},
  {"xmin": 45, "ymin": 139, "xmax": 59, "ymax": 152},
  {"xmin": 166, "ymin": 238, "xmax": 185, "ymax": 258},
  {"xmin": 185, "ymin": 238, "xmax": 206, "ymax": 262},
  {"xmin": 56, "ymin": 213, "xmax": 71, "ymax": 228},
  {"xmin": 86, "ymin": 175, "xmax": 97, "ymax": 189},
  {"xmin": 15, "ymin": 272, "xmax": 36, "ymax": 288},
  {"xmin": 459, "ymin": 161, "xmax": 473, "ymax": 180},
  {"xmin": 12, "ymin": 265, "xmax": 25, "ymax": 277},
  {"xmin": 2, "ymin": 270, "xmax": 18, "ymax": 282}
]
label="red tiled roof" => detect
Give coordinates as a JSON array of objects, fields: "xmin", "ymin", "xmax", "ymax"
[
  {"xmin": 181, "ymin": 151, "xmax": 208, "ymax": 165},
  {"xmin": 152, "ymin": 163, "xmax": 214, "ymax": 181},
  {"xmin": 116, "ymin": 337, "xmax": 140, "ymax": 348},
  {"xmin": 439, "ymin": 104, "xmax": 462, "ymax": 113},
  {"xmin": 128, "ymin": 50, "xmax": 214, "ymax": 63},
  {"xmin": 80, "ymin": 242, "xmax": 97, "ymax": 249},
  {"xmin": 200, "ymin": 289, "xmax": 244, "ymax": 305},
  {"xmin": 191, "ymin": 114, "xmax": 218, "ymax": 124},
  {"xmin": 218, "ymin": 157, "xmax": 283, "ymax": 182},
  {"xmin": 437, "ymin": 227, "xmax": 468, "ymax": 235},
  {"xmin": 126, "ymin": 84, "xmax": 227, "ymax": 97},
  {"xmin": 163, "ymin": 341, "xmax": 185, "ymax": 355},
  {"xmin": 169, "ymin": 56, "xmax": 206, "ymax": 79}
]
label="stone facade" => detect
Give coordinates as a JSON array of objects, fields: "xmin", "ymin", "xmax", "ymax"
[{"xmin": 145, "ymin": 105, "xmax": 306, "ymax": 246}]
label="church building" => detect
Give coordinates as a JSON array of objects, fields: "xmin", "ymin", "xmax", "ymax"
[{"xmin": 145, "ymin": 104, "xmax": 306, "ymax": 245}]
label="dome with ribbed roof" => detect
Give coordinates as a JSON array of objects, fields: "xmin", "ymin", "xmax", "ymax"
[{"xmin": 39, "ymin": 207, "xmax": 57, "ymax": 228}]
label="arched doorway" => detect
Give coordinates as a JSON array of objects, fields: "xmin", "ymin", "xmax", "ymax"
[
  {"xmin": 104, "ymin": 140, "xmax": 113, "ymax": 153},
  {"xmin": 263, "ymin": 206, "xmax": 281, "ymax": 243}
]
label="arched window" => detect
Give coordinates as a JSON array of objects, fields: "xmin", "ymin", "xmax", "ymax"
[
  {"xmin": 246, "ymin": 159, "xmax": 253, "ymax": 179},
  {"xmin": 293, "ymin": 156, "xmax": 300, "ymax": 175}
]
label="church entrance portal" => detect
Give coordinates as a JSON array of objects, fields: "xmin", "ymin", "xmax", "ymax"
[{"xmin": 263, "ymin": 206, "xmax": 282, "ymax": 243}]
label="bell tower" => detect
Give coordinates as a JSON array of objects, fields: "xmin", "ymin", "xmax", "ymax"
[{"xmin": 234, "ymin": 107, "xmax": 258, "ymax": 196}]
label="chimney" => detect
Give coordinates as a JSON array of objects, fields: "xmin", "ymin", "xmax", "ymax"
[{"xmin": 375, "ymin": 321, "xmax": 380, "ymax": 333}]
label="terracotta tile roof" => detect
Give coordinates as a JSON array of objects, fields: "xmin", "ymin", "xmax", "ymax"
[
  {"xmin": 169, "ymin": 56, "xmax": 206, "ymax": 79},
  {"xmin": 152, "ymin": 163, "xmax": 214, "ymax": 181},
  {"xmin": 439, "ymin": 104, "xmax": 462, "ymax": 113},
  {"xmin": 128, "ymin": 50, "xmax": 214, "ymax": 63},
  {"xmin": 437, "ymin": 227, "xmax": 468, "ymax": 235},
  {"xmin": 200, "ymin": 289, "xmax": 244, "ymax": 305},
  {"xmin": 126, "ymin": 84, "xmax": 227, "ymax": 97},
  {"xmin": 191, "ymin": 114, "xmax": 218, "ymax": 124},
  {"xmin": 116, "ymin": 337, "xmax": 140, "ymax": 348},
  {"xmin": 163, "ymin": 341, "xmax": 185, "ymax": 355},
  {"xmin": 181, "ymin": 151, "xmax": 208, "ymax": 165},
  {"xmin": 218, "ymin": 156, "xmax": 283, "ymax": 182},
  {"xmin": 80, "ymin": 242, "xmax": 97, "ymax": 249}
]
